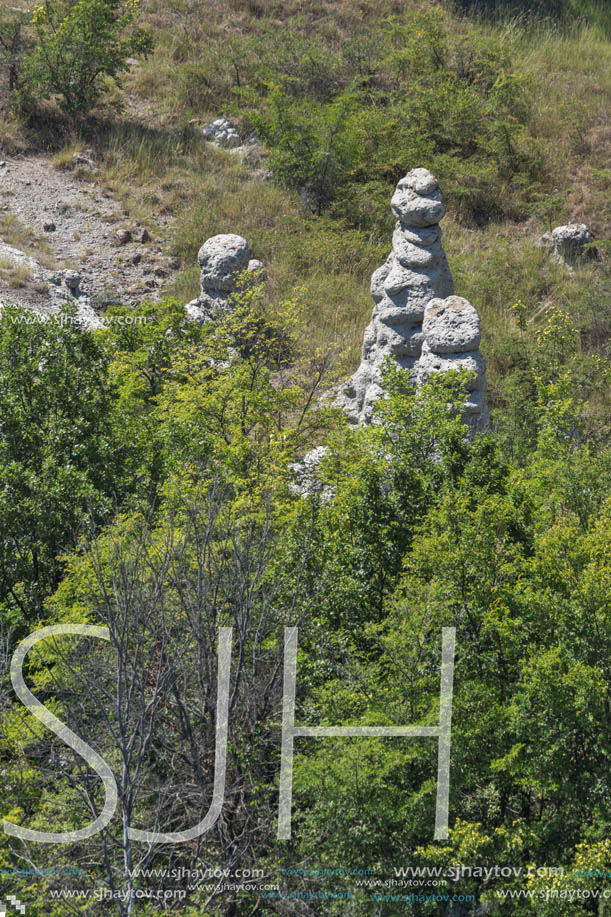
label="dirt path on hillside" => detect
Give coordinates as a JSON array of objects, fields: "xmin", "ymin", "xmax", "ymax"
[{"xmin": 0, "ymin": 155, "xmax": 178, "ymax": 310}]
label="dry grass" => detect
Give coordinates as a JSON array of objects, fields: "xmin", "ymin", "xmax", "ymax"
[
  {"xmin": 51, "ymin": 142, "xmax": 85, "ymax": 170},
  {"xmin": 5, "ymin": 0, "xmax": 606, "ymax": 374},
  {"xmin": 0, "ymin": 258, "xmax": 32, "ymax": 288},
  {"xmin": 513, "ymin": 23, "xmax": 611, "ymax": 232},
  {"xmin": 0, "ymin": 213, "xmax": 56, "ymax": 268}
]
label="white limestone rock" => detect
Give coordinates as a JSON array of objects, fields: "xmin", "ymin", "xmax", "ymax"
[
  {"xmin": 0, "ymin": 242, "xmax": 101, "ymax": 329},
  {"xmin": 421, "ymin": 295, "xmax": 481, "ymax": 354},
  {"xmin": 336, "ymin": 168, "xmax": 455, "ymax": 424},
  {"xmin": 203, "ymin": 118, "xmax": 242, "ymax": 148},
  {"xmin": 550, "ymin": 223, "xmax": 593, "ymax": 267},
  {"xmin": 336, "ymin": 169, "xmax": 488, "ymax": 430},
  {"xmin": 288, "ymin": 445, "xmax": 333, "ymax": 498},
  {"xmin": 198, "ymin": 233, "xmax": 250, "ymax": 291},
  {"xmin": 417, "ymin": 297, "xmax": 488, "ymax": 429},
  {"xmin": 391, "ymin": 169, "xmax": 446, "ymax": 226},
  {"xmin": 186, "ymin": 233, "xmax": 262, "ymax": 322},
  {"xmin": 415, "ymin": 340, "xmax": 485, "ymax": 391}
]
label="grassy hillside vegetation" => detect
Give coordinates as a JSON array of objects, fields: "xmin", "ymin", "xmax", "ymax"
[
  {"xmin": 0, "ymin": 294, "xmax": 610, "ymax": 915},
  {"xmin": 1, "ymin": 2, "xmax": 609, "ymax": 384}
]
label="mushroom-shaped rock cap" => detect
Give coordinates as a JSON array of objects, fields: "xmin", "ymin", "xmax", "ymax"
[
  {"xmin": 551, "ymin": 223, "xmax": 592, "ymax": 246},
  {"xmin": 197, "ymin": 234, "xmax": 250, "ymax": 291},
  {"xmin": 422, "ymin": 295, "xmax": 481, "ymax": 354},
  {"xmin": 391, "ymin": 169, "xmax": 445, "ymax": 227}
]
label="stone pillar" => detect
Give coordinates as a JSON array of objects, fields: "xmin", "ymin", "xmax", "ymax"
[{"xmin": 336, "ymin": 168, "xmax": 488, "ymax": 430}]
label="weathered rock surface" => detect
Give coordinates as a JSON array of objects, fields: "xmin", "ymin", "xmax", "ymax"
[
  {"xmin": 198, "ymin": 234, "xmax": 250, "ymax": 290},
  {"xmin": 186, "ymin": 233, "xmax": 262, "ymax": 321},
  {"xmin": 416, "ymin": 296, "xmax": 489, "ymax": 430},
  {"xmin": 203, "ymin": 118, "xmax": 242, "ymax": 148},
  {"xmin": 551, "ymin": 223, "xmax": 593, "ymax": 267},
  {"xmin": 0, "ymin": 241, "xmax": 102, "ymax": 328},
  {"xmin": 421, "ymin": 296, "xmax": 481, "ymax": 354},
  {"xmin": 336, "ymin": 168, "xmax": 488, "ymax": 430}
]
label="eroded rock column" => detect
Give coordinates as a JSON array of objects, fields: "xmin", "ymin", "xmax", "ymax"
[
  {"xmin": 336, "ymin": 168, "xmax": 488, "ymax": 430},
  {"xmin": 186, "ymin": 233, "xmax": 262, "ymax": 322}
]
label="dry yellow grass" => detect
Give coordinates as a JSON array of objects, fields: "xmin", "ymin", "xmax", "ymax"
[
  {"xmin": 0, "ymin": 258, "xmax": 32, "ymax": 288},
  {"xmin": 0, "ymin": 213, "xmax": 55, "ymax": 268}
]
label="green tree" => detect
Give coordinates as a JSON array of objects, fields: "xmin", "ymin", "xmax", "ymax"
[
  {"xmin": 0, "ymin": 305, "xmax": 137, "ymax": 625},
  {"xmin": 0, "ymin": 10, "xmax": 28, "ymax": 91},
  {"xmin": 26, "ymin": 0, "xmax": 152, "ymax": 118}
]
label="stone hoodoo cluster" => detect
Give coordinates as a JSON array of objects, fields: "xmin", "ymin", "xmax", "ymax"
[
  {"xmin": 336, "ymin": 168, "xmax": 488, "ymax": 430},
  {"xmin": 186, "ymin": 233, "xmax": 263, "ymax": 322}
]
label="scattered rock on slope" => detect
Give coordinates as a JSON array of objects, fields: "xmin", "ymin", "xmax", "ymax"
[
  {"xmin": 0, "ymin": 241, "xmax": 102, "ymax": 328},
  {"xmin": 551, "ymin": 223, "xmax": 594, "ymax": 267},
  {"xmin": 202, "ymin": 118, "xmax": 242, "ymax": 148},
  {"xmin": 0, "ymin": 156, "xmax": 177, "ymax": 308}
]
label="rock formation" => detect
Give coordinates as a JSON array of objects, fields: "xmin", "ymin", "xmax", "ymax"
[
  {"xmin": 203, "ymin": 118, "xmax": 242, "ymax": 148},
  {"xmin": 185, "ymin": 233, "xmax": 263, "ymax": 322},
  {"xmin": 538, "ymin": 223, "xmax": 594, "ymax": 268},
  {"xmin": 0, "ymin": 241, "xmax": 101, "ymax": 328},
  {"xmin": 551, "ymin": 223, "xmax": 593, "ymax": 267},
  {"xmin": 416, "ymin": 295, "xmax": 488, "ymax": 430},
  {"xmin": 336, "ymin": 168, "xmax": 488, "ymax": 431}
]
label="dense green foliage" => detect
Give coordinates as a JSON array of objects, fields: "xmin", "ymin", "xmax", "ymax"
[
  {"xmin": 0, "ymin": 0, "xmax": 151, "ymax": 117},
  {"xmin": 0, "ymin": 0, "xmax": 609, "ymax": 915},
  {"xmin": 236, "ymin": 12, "xmax": 539, "ymax": 224},
  {"xmin": 0, "ymin": 288, "xmax": 609, "ymax": 915}
]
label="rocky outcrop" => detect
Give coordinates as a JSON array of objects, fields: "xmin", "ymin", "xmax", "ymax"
[
  {"xmin": 202, "ymin": 118, "xmax": 260, "ymax": 150},
  {"xmin": 203, "ymin": 118, "xmax": 242, "ymax": 148},
  {"xmin": 336, "ymin": 168, "xmax": 488, "ymax": 430},
  {"xmin": 0, "ymin": 241, "xmax": 101, "ymax": 328},
  {"xmin": 551, "ymin": 223, "xmax": 593, "ymax": 267},
  {"xmin": 185, "ymin": 233, "xmax": 262, "ymax": 322},
  {"xmin": 538, "ymin": 223, "xmax": 594, "ymax": 267},
  {"xmin": 416, "ymin": 295, "xmax": 488, "ymax": 430}
]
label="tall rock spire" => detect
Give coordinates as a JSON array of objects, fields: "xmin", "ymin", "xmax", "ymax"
[{"xmin": 336, "ymin": 168, "xmax": 488, "ymax": 430}]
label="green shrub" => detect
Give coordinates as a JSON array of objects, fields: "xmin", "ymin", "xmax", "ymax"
[
  {"xmin": 0, "ymin": 10, "xmax": 29, "ymax": 92},
  {"xmin": 26, "ymin": 0, "xmax": 152, "ymax": 118},
  {"xmin": 239, "ymin": 10, "xmax": 543, "ymax": 230}
]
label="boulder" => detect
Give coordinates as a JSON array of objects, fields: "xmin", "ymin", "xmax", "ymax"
[
  {"xmin": 550, "ymin": 223, "xmax": 593, "ymax": 267},
  {"xmin": 421, "ymin": 296, "xmax": 481, "ymax": 354},
  {"xmin": 197, "ymin": 233, "xmax": 250, "ymax": 291}
]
